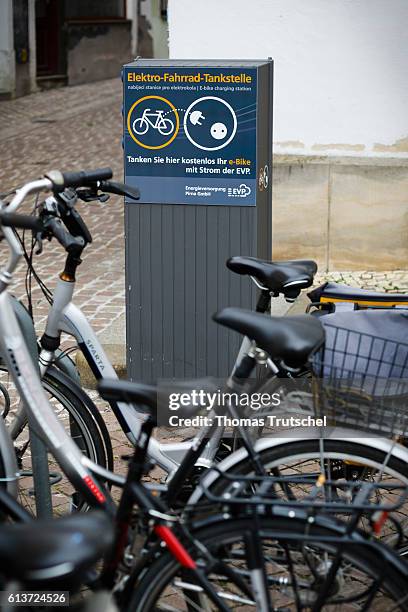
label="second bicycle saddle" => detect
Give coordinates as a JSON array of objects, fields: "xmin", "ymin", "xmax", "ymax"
[
  {"xmin": 227, "ymin": 256, "xmax": 317, "ymax": 301},
  {"xmin": 98, "ymin": 377, "xmax": 219, "ymax": 418},
  {"xmin": 214, "ymin": 308, "xmax": 324, "ymax": 368}
]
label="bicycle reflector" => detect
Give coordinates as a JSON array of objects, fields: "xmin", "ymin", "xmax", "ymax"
[{"xmin": 83, "ymin": 475, "xmax": 107, "ymax": 504}]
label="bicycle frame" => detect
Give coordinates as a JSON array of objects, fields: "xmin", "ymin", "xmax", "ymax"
[
  {"xmin": 0, "ymin": 295, "xmax": 232, "ymax": 608},
  {"xmin": 0, "ymin": 178, "xmax": 263, "ymax": 610},
  {"xmin": 37, "ymin": 286, "xmax": 281, "ymax": 506},
  {"xmin": 0, "ymin": 183, "xmax": 112, "ymax": 512},
  {"xmin": 141, "ymin": 109, "xmax": 165, "ymax": 127}
]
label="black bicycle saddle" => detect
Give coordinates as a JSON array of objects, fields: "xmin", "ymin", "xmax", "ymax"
[
  {"xmin": 227, "ymin": 256, "xmax": 317, "ymax": 301},
  {"xmin": 214, "ymin": 307, "xmax": 325, "ymax": 368},
  {"xmin": 98, "ymin": 377, "xmax": 219, "ymax": 418},
  {"xmin": 0, "ymin": 511, "xmax": 113, "ymax": 589},
  {"xmin": 99, "ymin": 378, "xmax": 158, "ymax": 411}
]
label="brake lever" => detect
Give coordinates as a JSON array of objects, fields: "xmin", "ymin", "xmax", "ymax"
[
  {"xmin": 76, "ymin": 187, "xmax": 110, "ymax": 203},
  {"xmin": 35, "ymin": 233, "xmax": 43, "ymax": 255},
  {"xmin": 99, "ymin": 180, "xmax": 140, "ymax": 201},
  {"xmin": 36, "ymin": 200, "xmax": 54, "ymax": 252}
]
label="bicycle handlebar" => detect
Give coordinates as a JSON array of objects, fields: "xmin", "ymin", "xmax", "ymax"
[
  {"xmin": 5, "ymin": 168, "xmax": 114, "ymax": 215},
  {"xmin": 45, "ymin": 168, "xmax": 113, "ymax": 192},
  {"xmin": 0, "ymin": 211, "xmax": 84, "ymax": 254},
  {"xmin": 0, "ymin": 212, "xmax": 44, "ymax": 232},
  {"xmin": 0, "ymin": 167, "xmax": 121, "ymax": 276}
]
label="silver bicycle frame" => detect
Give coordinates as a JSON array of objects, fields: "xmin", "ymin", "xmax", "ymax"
[
  {"xmin": 0, "ymin": 181, "xmax": 111, "ymax": 510},
  {"xmin": 0, "ymin": 189, "xmax": 242, "ymax": 474}
]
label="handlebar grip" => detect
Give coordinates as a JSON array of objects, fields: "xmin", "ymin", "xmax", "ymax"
[
  {"xmin": 45, "ymin": 168, "xmax": 113, "ymax": 191},
  {"xmin": 0, "ymin": 212, "xmax": 43, "ymax": 232},
  {"xmin": 62, "ymin": 168, "xmax": 113, "ymax": 188}
]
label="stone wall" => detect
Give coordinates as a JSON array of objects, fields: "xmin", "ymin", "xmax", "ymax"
[
  {"xmin": 66, "ymin": 21, "xmax": 132, "ymax": 86},
  {"xmin": 272, "ymin": 156, "xmax": 408, "ymax": 271}
]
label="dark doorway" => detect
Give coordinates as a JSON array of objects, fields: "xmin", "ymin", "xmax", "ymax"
[
  {"xmin": 35, "ymin": 0, "xmax": 65, "ymax": 78},
  {"xmin": 13, "ymin": 0, "xmax": 30, "ymax": 96}
]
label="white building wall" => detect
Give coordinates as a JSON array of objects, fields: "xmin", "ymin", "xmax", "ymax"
[
  {"xmin": 0, "ymin": 0, "xmax": 15, "ymax": 95},
  {"xmin": 168, "ymin": 0, "xmax": 408, "ymax": 157}
]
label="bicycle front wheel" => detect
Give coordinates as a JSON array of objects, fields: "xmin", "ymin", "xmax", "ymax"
[
  {"xmin": 129, "ymin": 515, "xmax": 408, "ymax": 610},
  {"xmin": 1, "ymin": 364, "xmax": 112, "ymax": 515}
]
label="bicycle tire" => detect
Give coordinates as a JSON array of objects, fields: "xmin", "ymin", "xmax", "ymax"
[
  {"xmin": 46, "ymin": 366, "xmax": 114, "ymax": 473},
  {"xmin": 203, "ymin": 438, "xmax": 408, "ymax": 547},
  {"xmin": 129, "ymin": 515, "xmax": 408, "ymax": 610},
  {"xmin": 0, "ymin": 364, "xmax": 113, "ymax": 515}
]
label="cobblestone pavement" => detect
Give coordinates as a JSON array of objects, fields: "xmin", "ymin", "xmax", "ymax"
[
  {"xmin": 0, "ymin": 78, "xmax": 124, "ymax": 337},
  {"xmin": 1, "ymin": 79, "xmax": 408, "ymax": 498}
]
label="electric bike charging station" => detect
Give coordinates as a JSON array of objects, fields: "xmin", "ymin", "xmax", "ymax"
[{"xmin": 123, "ymin": 59, "xmax": 273, "ymax": 381}]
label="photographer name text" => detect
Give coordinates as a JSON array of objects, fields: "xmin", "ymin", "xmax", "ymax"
[{"xmin": 167, "ymin": 415, "xmax": 327, "ymax": 428}]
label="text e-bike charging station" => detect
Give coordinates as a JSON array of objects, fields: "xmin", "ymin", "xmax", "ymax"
[{"xmin": 123, "ymin": 59, "xmax": 273, "ymax": 381}]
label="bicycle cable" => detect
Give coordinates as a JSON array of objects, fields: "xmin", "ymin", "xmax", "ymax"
[
  {"xmin": 54, "ymin": 346, "xmax": 78, "ymax": 362},
  {"xmin": 12, "ymin": 193, "xmax": 54, "ymax": 319}
]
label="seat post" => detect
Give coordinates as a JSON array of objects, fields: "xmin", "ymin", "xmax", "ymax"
[{"xmin": 255, "ymin": 289, "xmax": 271, "ymax": 313}]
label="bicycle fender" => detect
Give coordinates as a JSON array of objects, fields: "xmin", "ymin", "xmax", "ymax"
[
  {"xmin": 45, "ymin": 365, "xmax": 114, "ymax": 472},
  {"xmin": 53, "ymin": 348, "xmax": 81, "ymax": 384}
]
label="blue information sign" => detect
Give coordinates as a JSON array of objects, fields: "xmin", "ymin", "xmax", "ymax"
[{"xmin": 123, "ymin": 65, "xmax": 257, "ymax": 205}]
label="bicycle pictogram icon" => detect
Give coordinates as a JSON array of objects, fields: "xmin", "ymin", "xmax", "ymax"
[
  {"xmin": 127, "ymin": 95, "xmax": 180, "ymax": 150},
  {"xmin": 132, "ymin": 109, "xmax": 175, "ymax": 136}
]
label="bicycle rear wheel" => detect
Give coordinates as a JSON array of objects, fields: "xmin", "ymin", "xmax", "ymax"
[
  {"xmin": 130, "ymin": 515, "xmax": 408, "ymax": 610},
  {"xmin": 0, "ymin": 364, "xmax": 113, "ymax": 515},
  {"xmin": 205, "ymin": 438, "xmax": 408, "ymax": 549}
]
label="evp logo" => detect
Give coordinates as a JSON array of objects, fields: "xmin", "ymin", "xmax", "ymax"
[{"xmin": 227, "ymin": 184, "xmax": 252, "ymax": 198}]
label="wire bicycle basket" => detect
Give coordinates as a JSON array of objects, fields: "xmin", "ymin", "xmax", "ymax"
[{"xmin": 311, "ymin": 322, "xmax": 408, "ymax": 437}]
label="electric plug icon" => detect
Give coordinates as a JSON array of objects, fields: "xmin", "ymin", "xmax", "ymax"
[{"xmin": 189, "ymin": 110, "xmax": 205, "ymax": 125}]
